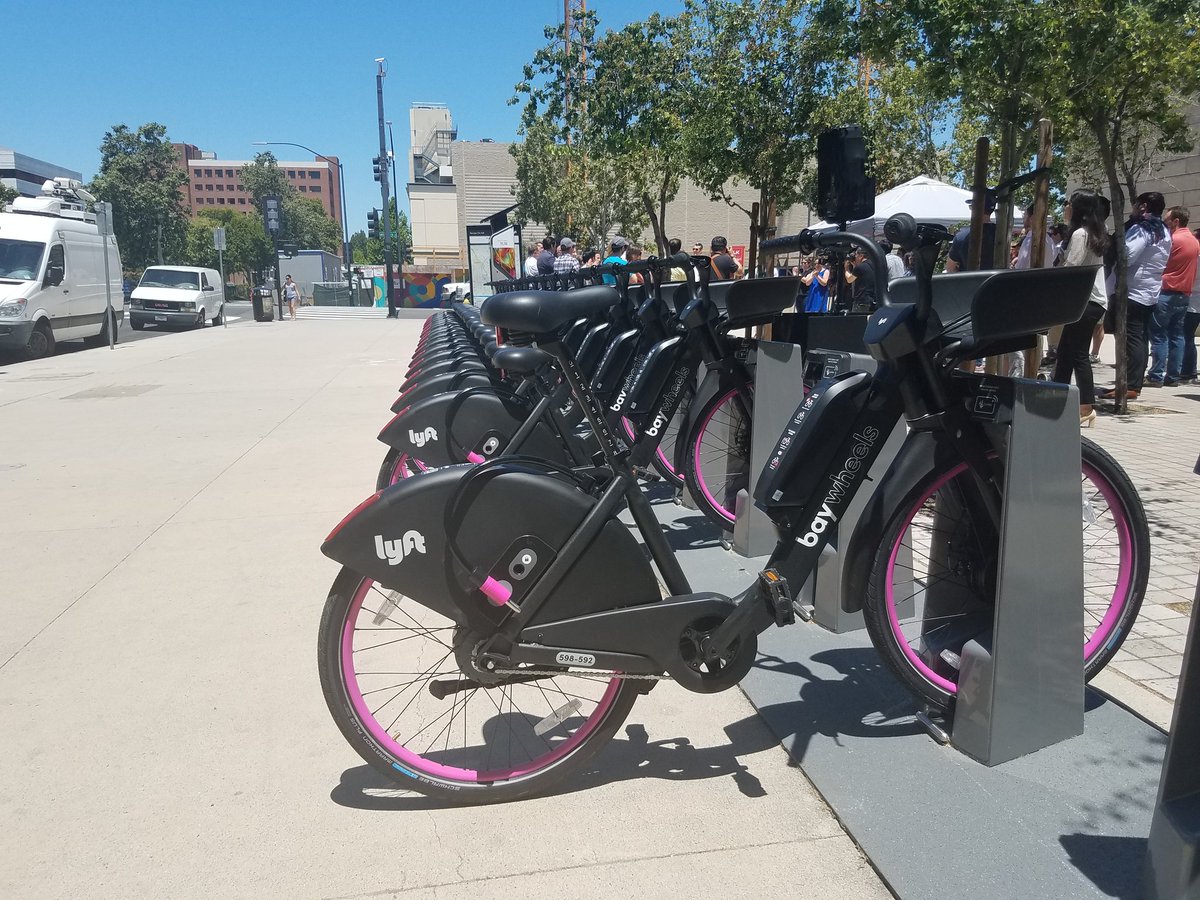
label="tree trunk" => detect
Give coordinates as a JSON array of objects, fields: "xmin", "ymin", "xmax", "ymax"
[
  {"xmin": 642, "ymin": 194, "xmax": 665, "ymax": 257},
  {"xmin": 1093, "ymin": 117, "xmax": 1130, "ymax": 414},
  {"xmin": 658, "ymin": 172, "xmax": 671, "ymax": 257},
  {"xmin": 992, "ymin": 117, "xmax": 1020, "ymax": 269}
]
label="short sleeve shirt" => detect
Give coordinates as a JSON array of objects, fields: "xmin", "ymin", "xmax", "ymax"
[
  {"xmin": 850, "ymin": 261, "xmax": 876, "ymax": 307},
  {"xmin": 712, "ymin": 253, "xmax": 738, "ymax": 280}
]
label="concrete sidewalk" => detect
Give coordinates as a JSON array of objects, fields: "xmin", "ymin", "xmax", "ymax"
[{"xmin": 0, "ymin": 318, "xmax": 888, "ymax": 899}]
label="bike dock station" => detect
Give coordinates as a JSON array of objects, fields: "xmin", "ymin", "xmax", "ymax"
[{"xmin": 661, "ymin": 350, "xmax": 1174, "ymax": 897}]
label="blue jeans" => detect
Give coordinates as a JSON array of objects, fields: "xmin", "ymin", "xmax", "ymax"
[
  {"xmin": 1148, "ymin": 292, "xmax": 1189, "ymax": 382},
  {"xmin": 1183, "ymin": 310, "xmax": 1200, "ymax": 379}
]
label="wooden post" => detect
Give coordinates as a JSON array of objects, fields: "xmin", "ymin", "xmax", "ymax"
[
  {"xmin": 968, "ymin": 137, "xmax": 990, "ymax": 271},
  {"xmin": 1025, "ymin": 119, "xmax": 1054, "ymax": 378}
]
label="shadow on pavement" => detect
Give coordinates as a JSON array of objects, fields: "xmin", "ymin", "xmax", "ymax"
[
  {"xmin": 329, "ymin": 710, "xmax": 781, "ymax": 811},
  {"xmin": 1058, "ymin": 833, "xmax": 1148, "ymax": 899}
]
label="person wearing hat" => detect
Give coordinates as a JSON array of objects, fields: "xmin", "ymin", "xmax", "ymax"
[
  {"xmin": 553, "ymin": 237, "xmax": 580, "ymax": 276},
  {"xmin": 601, "ymin": 236, "xmax": 629, "ymax": 285}
]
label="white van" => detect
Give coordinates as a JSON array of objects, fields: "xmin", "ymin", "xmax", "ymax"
[
  {"xmin": 129, "ymin": 266, "xmax": 225, "ymax": 329},
  {"xmin": 0, "ymin": 179, "xmax": 123, "ymax": 359}
]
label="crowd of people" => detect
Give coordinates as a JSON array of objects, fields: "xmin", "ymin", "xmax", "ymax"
[
  {"xmin": 522, "ymin": 234, "xmax": 744, "ymax": 286},
  {"xmin": 518, "ymin": 199, "xmax": 1200, "ymax": 427}
]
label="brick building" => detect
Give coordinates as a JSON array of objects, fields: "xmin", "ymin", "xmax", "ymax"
[{"xmin": 172, "ymin": 143, "xmax": 342, "ymax": 228}]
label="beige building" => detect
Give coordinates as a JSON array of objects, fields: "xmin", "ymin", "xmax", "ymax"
[
  {"xmin": 1134, "ymin": 103, "xmax": 1200, "ymax": 210},
  {"xmin": 405, "ymin": 104, "xmax": 812, "ymax": 269}
]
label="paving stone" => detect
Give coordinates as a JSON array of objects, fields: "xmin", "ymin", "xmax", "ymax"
[
  {"xmin": 1118, "ymin": 637, "xmax": 1175, "ymax": 659},
  {"xmin": 1144, "ymin": 678, "xmax": 1179, "ymax": 701},
  {"xmin": 1110, "ymin": 658, "xmax": 1172, "ymax": 681},
  {"xmin": 1156, "ymin": 634, "xmax": 1189, "ymax": 653},
  {"xmin": 1131, "ymin": 620, "xmax": 1180, "ymax": 639},
  {"xmin": 1137, "ymin": 604, "xmax": 1186, "ymax": 621}
]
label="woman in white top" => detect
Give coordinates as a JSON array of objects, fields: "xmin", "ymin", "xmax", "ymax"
[{"xmin": 1052, "ymin": 189, "xmax": 1111, "ymax": 426}]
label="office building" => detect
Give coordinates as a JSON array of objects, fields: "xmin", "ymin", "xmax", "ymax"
[
  {"xmin": 406, "ymin": 105, "xmax": 460, "ymax": 267},
  {"xmin": 172, "ymin": 143, "xmax": 342, "ymax": 228},
  {"xmin": 0, "ymin": 148, "xmax": 82, "ymax": 197}
]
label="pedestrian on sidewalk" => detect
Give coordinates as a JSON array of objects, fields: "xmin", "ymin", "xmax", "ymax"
[
  {"xmin": 553, "ymin": 238, "xmax": 580, "ymax": 277},
  {"xmin": 1148, "ymin": 206, "xmax": 1198, "ymax": 386},
  {"xmin": 283, "ymin": 275, "xmax": 300, "ymax": 321},
  {"xmin": 1101, "ymin": 191, "xmax": 1171, "ymax": 400},
  {"xmin": 1183, "ymin": 227, "xmax": 1200, "ymax": 384},
  {"xmin": 1051, "ymin": 190, "xmax": 1110, "ymax": 427},
  {"xmin": 524, "ymin": 244, "xmax": 540, "ymax": 278}
]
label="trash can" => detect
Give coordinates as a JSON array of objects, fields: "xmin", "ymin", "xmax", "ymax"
[{"xmin": 252, "ymin": 285, "xmax": 274, "ymax": 322}]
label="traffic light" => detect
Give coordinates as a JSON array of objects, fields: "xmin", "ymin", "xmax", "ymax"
[
  {"xmin": 367, "ymin": 209, "xmax": 380, "ymax": 240},
  {"xmin": 372, "ymin": 156, "xmax": 385, "ymax": 183}
]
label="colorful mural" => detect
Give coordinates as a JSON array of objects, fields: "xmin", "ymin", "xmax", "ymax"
[
  {"xmin": 492, "ymin": 246, "xmax": 518, "ymax": 280},
  {"xmin": 371, "ymin": 274, "xmax": 454, "ymax": 308}
]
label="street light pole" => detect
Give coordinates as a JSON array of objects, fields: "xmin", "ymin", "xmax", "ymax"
[
  {"xmin": 386, "ymin": 120, "xmax": 404, "ymax": 305},
  {"xmin": 375, "ymin": 58, "xmax": 396, "ymax": 318},
  {"xmin": 252, "ymin": 140, "xmax": 354, "ymax": 304}
]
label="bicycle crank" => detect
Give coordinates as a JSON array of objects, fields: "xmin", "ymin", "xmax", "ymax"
[{"xmin": 665, "ymin": 614, "xmax": 758, "ymax": 694}]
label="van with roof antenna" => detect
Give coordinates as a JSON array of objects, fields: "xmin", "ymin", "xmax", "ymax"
[{"xmin": 0, "ymin": 178, "xmax": 123, "ymax": 359}]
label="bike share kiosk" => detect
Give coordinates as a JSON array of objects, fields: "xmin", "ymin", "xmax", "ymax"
[{"xmin": 740, "ymin": 127, "xmax": 1088, "ymax": 764}]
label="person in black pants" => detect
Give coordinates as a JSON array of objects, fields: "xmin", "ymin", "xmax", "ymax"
[{"xmin": 1053, "ymin": 190, "xmax": 1112, "ymax": 427}]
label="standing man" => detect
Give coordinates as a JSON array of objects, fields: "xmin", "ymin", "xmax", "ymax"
[
  {"xmin": 944, "ymin": 196, "xmax": 1000, "ymax": 272},
  {"xmin": 537, "ymin": 236, "xmax": 556, "ymax": 275},
  {"xmin": 553, "ymin": 237, "xmax": 580, "ymax": 277},
  {"xmin": 1102, "ymin": 192, "xmax": 1172, "ymax": 399},
  {"xmin": 282, "ymin": 274, "xmax": 301, "ymax": 321},
  {"xmin": 1148, "ymin": 206, "xmax": 1198, "ymax": 386},
  {"xmin": 842, "ymin": 247, "xmax": 878, "ymax": 312},
  {"xmin": 879, "ymin": 239, "xmax": 906, "ymax": 282},
  {"xmin": 601, "ymin": 236, "xmax": 629, "ymax": 285},
  {"xmin": 710, "ymin": 236, "xmax": 740, "ymax": 280}
]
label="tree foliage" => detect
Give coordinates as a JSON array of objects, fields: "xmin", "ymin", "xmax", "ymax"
[
  {"xmin": 88, "ymin": 122, "xmax": 189, "ymax": 271},
  {"xmin": 510, "ymin": 9, "xmax": 649, "ymax": 250},
  {"xmin": 0, "ymin": 182, "xmax": 17, "ymax": 207},
  {"xmin": 184, "ymin": 207, "xmax": 273, "ymax": 284},
  {"xmin": 239, "ymin": 152, "xmax": 342, "ymax": 255}
]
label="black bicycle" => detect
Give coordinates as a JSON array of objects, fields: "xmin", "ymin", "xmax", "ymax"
[{"xmin": 316, "ymin": 215, "xmax": 1148, "ymax": 803}]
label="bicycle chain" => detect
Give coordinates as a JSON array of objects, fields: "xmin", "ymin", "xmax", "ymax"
[{"xmin": 493, "ymin": 668, "xmax": 668, "ymax": 681}]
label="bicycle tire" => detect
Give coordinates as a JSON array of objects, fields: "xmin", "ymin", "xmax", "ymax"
[
  {"xmin": 682, "ymin": 386, "xmax": 754, "ymax": 529},
  {"xmin": 318, "ymin": 567, "xmax": 641, "ymax": 804},
  {"xmin": 621, "ymin": 383, "xmax": 693, "ymax": 489},
  {"xmin": 863, "ymin": 437, "xmax": 1149, "ymax": 712}
]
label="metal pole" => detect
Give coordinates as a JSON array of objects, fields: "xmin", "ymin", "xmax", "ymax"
[
  {"xmin": 156, "ymin": 217, "xmax": 163, "ymax": 266},
  {"xmin": 387, "ymin": 120, "xmax": 404, "ymax": 307},
  {"xmin": 217, "ymin": 247, "xmax": 227, "ymax": 329},
  {"xmin": 376, "ymin": 58, "xmax": 396, "ymax": 318},
  {"xmin": 103, "ymin": 233, "xmax": 115, "ymax": 350}
]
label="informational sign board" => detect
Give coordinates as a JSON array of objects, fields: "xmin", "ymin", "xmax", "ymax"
[
  {"xmin": 491, "ymin": 223, "xmax": 520, "ymax": 282},
  {"xmin": 466, "ymin": 224, "xmax": 494, "ymax": 301},
  {"xmin": 212, "ymin": 227, "xmax": 227, "ymax": 252},
  {"xmin": 731, "ymin": 245, "xmax": 746, "ymax": 269}
]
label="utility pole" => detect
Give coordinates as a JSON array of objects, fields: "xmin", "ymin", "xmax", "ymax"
[
  {"xmin": 375, "ymin": 57, "xmax": 396, "ymax": 318},
  {"xmin": 387, "ymin": 120, "xmax": 405, "ymax": 307}
]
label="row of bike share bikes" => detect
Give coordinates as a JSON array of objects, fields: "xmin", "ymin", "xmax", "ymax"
[{"xmin": 317, "ymin": 214, "xmax": 1150, "ymax": 803}]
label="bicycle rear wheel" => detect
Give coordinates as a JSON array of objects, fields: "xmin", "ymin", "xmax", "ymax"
[
  {"xmin": 622, "ymin": 382, "xmax": 692, "ymax": 489},
  {"xmin": 863, "ymin": 438, "xmax": 1148, "ymax": 712},
  {"xmin": 682, "ymin": 387, "xmax": 753, "ymax": 529},
  {"xmin": 318, "ymin": 568, "xmax": 640, "ymax": 803}
]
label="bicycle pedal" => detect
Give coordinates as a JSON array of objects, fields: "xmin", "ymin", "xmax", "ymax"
[{"xmin": 758, "ymin": 568, "xmax": 794, "ymax": 627}]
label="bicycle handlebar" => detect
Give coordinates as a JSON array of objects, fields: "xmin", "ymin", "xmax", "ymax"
[{"xmin": 760, "ymin": 228, "xmax": 889, "ymax": 303}]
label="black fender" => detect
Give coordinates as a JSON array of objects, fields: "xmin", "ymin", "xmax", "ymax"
[
  {"xmin": 391, "ymin": 370, "xmax": 500, "ymax": 412},
  {"xmin": 838, "ymin": 431, "xmax": 940, "ymax": 613},
  {"xmin": 378, "ymin": 389, "xmax": 570, "ymax": 466},
  {"xmin": 321, "ymin": 465, "xmax": 661, "ymax": 633}
]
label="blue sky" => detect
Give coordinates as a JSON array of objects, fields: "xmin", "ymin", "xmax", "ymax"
[{"xmin": 0, "ymin": 0, "xmax": 684, "ymax": 234}]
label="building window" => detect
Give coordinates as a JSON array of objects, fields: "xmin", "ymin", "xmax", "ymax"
[
  {"xmin": 309, "ymin": 171, "xmax": 320, "ymax": 180},
  {"xmin": 297, "ymin": 170, "xmax": 306, "ymax": 178},
  {"xmin": 287, "ymin": 170, "xmax": 296, "ymax": 178},
  {"xmin": 205, "ymin": 184, "xmax": 214, "ymax": 191},
  {"xmin": 238, "ymin": 198, "xmax": 246, "ymax": 205},
  {"xmin": 216, "ymin": 184, "xmax": 224, "ymax": 191},
  {"xmin": 217, "ymin": 198, "xmax": 225, "ymax": 204},
  {"xmin": 310, "ymin": 185, "xmax": 321, "ymax": 193},
  {"xmin": 226, "ymin": 169, "xmax": 235, "ymax": 177},
  {"xmin": 204, "ymin": 168, "xmax": 212, "ymax": 177}
]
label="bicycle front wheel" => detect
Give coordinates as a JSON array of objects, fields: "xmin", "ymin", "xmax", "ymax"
[
  {"xmin": 863, "ymin": 438, "xmax": 1148, "ymax": 712},
  {"xmin": 683, "ymin": 387, "xmax": 753, "ymax": 529},
  {"xmin": 318, "ymin": 568, "xmax": 640, "ymax": 803}
]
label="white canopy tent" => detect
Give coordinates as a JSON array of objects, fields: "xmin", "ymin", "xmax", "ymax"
[{"xmin": 811, "ymin": 175, "xmax": 1023, "ymax": 235}]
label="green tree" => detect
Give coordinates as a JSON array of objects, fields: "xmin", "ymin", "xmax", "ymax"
[
  {"xmin": 681, "ymin": 0, "xmax": 857, "ymax": 271},
  {"xmin": 386, "ymin": 199, "xmax": 414, "ymax": 265},
  {"xmin": 510, "ymin": 9, "xmax": 649, "ymax": 250},
  {"xmin": 588, "ymin": 13, "xmax": 690, "ymax": 254},
  {"xmin": 88, "ymin": 123, "xmax": 189, "ymax": 270},
  {"xmin": 860, "ymin": 0, "xmax": 1067, "ymax": 262},
  {"xmin": 240, "ymin": 151, "xmax": 341, "ymax": 254},
  {"xmin": 184, "ymin": 207, "xmax": 273, "ymax": 286},
  {"xmin": 1058, "ymin": 0, "xmax": 1200, "ymax": 411},
  {"xmin": 0, "ymin": 182, "xmax": 17, "ymax": 207}
]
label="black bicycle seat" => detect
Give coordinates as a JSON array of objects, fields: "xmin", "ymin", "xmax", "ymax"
[
  {"xmin": 480, "ymin": 285, "xmax": 620, "ymax": 334},
  {"xmin": 492, "ymin": 345, "xmax": 553, "ymax": 374}
]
